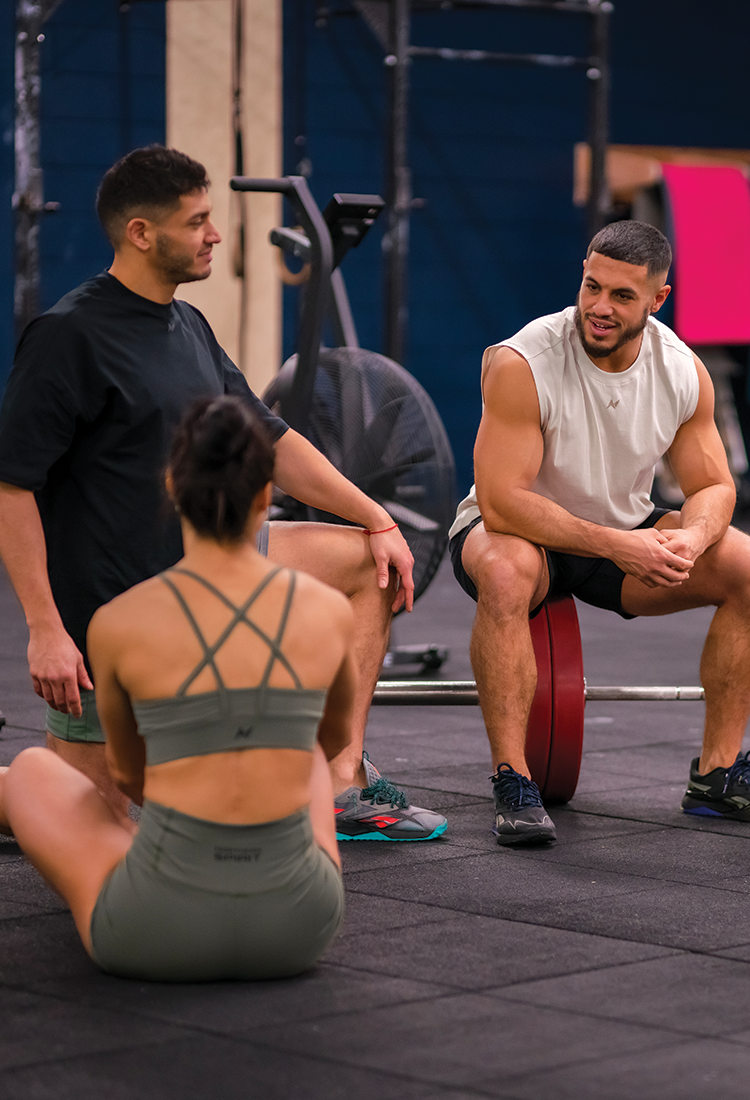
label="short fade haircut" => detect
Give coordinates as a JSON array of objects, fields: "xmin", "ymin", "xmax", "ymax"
[
  {"xmin": 96, "ymin": 145, "xmax": 210, "ymax": 246},
  {"xmin": 587, "ymin": 220, "xmax": 672, "ymax": 280}
]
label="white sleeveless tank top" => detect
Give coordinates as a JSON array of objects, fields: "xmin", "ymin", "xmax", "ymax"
[{"xmin": 450, "ymin": 306, "xmax": 699, "ymax": 537}]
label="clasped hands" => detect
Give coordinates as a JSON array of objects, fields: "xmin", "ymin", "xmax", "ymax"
[{"xmin": 614, "ymin": 525, "xmax": 703, "ymax": 588}]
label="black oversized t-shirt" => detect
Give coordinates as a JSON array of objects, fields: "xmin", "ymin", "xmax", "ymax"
[{"xmin": 0, "ymin": 271, "xmax": 288, "ymax": 665}]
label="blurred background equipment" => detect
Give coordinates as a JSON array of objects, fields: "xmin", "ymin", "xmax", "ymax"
[
  {"xmin": 13, "ymin": 0, "xmax": 64, "ymax": 340},
  {"xmin": 232, "ymin": 174, "xmax": 456, "ymax": 669},
  {"xmin": 575, "ymin": 144, "xmax": 750, "ymax": 506}
]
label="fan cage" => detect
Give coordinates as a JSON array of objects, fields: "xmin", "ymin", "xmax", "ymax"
[{"xmin": 263, "ymin": 347, "xmax": 456, "ymax": 603}]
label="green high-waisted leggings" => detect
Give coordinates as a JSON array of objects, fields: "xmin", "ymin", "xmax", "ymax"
[{"xmin": 90, "ymin": 800, "xmax": 344, "ymax": 982}]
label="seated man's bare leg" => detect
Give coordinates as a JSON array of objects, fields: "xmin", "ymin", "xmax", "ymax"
[
  {"xmin": 45, "ymin": 736, "xmax": 132, "ymax": 827},
  {"xmin": 621, "ymin": 518, "xmax": 750, "ymax": 776},
  {"xmin": 462, "ymin": 522, "xmax": 549, "ymax": 776},
  {"xmin": 267, "ymin": 521, "xmax": 393, "ymax": 792}
]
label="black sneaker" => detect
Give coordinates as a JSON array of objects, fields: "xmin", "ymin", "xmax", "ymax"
[
  {"xmin": 491, "ymin": 763, "xmax": 557, "ymax": 846},
  {"xmin": 681, "ymin": 751, "xmax": 750, "ymax": 819}
]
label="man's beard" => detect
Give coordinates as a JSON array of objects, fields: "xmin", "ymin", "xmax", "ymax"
[
  {"xmin": 155, "ymin": 233, "xmax": 211, "ymax": 285},
  {"xmin": 574, "ymin": 298, "xmax": 650, "ymax": 359}
]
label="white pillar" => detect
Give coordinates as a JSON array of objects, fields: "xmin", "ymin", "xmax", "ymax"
[{"xmin": 166, "ymin": 0, "xmax": 282, "ymax": 395}]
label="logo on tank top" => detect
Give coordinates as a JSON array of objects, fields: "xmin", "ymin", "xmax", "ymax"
[
  {"xmin": 234, "ymin": 725, "xmax": 254, "ymax": 739},
  {"xmin": 606, "ymin": 398, "xmax": 620, "ymax": 409}
]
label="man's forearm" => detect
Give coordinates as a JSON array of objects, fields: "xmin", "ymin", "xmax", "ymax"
[
  {"xmin": 679, "ymin": 483, "xmax": 736, "ymax": 556},
  {"xmin": 479, "ymin": 481, "xmax": 717, "ymax": 589},
  {"xmin": 273, "ymin": 429, "xmax": 393, "ymax": 529},
  {"xmin": 479, "ymin": 485, "xmax": 624, "ymax": 560}
]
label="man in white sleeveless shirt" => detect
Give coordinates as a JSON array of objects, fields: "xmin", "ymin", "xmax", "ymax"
[{"xmin": 450, "ymin": 221, "xmax": 750, "ymax": 845}]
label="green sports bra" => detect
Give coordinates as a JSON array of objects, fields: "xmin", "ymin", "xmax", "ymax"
[{"xmin": 132, "ymin": 566, "xmax": 326, "ymax": 767}]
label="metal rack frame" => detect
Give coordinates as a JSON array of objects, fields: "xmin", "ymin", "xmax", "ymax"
[{"xmin": 316, "ymin": 0, "xmax": 613, "ymax": 365}]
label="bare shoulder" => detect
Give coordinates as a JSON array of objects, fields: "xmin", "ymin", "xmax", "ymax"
[
  {"xmin": 481, "ymin": 343, "xmax": 529, "ymax": 381},
  {"xmin": 480, "ymin": 345, "xmax": 538, "ymax": 420},
  {"xmin": 686, "ymin": 352, "xmax": 717, "ymax": 420},
  {"xmin": 691, "ymin": 350, "xmax": 712, "ymax": 386},
  {"xmin": 88, "ymin": 575, "xmax": 167, "ymax": 644}
]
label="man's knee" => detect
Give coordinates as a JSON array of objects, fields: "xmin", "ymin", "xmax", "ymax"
[
  {"xmin": 268, "ymin": 520, "xmax": 386, "ymax": 598},
  {"xmin": 465, "ymin": 532, "xmax": 546, "ymax": 613},
  {"xmin": 701, "ymin": 526, "xmax": 750, "ymax": 605}
]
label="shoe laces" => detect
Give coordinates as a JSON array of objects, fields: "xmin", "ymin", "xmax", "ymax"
[
  {"xmin": 723, "ymin": 750, "xmax": 750, "ymax": 794},
  {"xmin": 361, "ymin": 775, "xmax": 408, "ymax": 809},
  {"xmin": 490, "ymin": 764, "xmax": 542, "ymax": 810}
]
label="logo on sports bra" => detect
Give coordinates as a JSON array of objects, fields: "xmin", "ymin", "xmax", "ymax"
[
  {"xmin": 234, "ymin": 725, "xmax": 254, "ymax": 739},
  {"xmin": 606, "ymin": 398, "xmax": 620, "ymax": 409}
]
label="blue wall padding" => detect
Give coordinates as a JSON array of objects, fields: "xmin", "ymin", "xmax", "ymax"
[
  {"xmin": 283, "ymin": 0, "xmax": 750, "ymax": 492},
  {"xmin": 0, "ymin": 0, "xmax": 166, "ymax": 388}
]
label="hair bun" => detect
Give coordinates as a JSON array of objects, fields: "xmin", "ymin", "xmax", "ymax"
[{"xmin": 168, "ymin": 396, "xmax": 275, "ymax": 542}]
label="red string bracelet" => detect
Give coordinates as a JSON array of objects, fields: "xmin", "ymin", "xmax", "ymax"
[{"xmin": 365, "ymin": 523, "xmax": 398, "ymax": 535}]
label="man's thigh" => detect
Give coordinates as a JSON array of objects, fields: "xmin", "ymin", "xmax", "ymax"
[
  {"xmin": 460, "ymin": 521, "xmax": 549, "ymax": 613},
  {"xmin": 621, "ymin": 516, "xmax": 750, "ymax": 617},
  {"xmin": 267, "ymin": 521, "xmax": 377, "ymax": 595}
]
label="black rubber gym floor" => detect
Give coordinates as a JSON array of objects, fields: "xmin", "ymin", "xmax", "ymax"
[{"xmin": 2, "ymin": 542, "xmax": 750, "ymax": 1099}]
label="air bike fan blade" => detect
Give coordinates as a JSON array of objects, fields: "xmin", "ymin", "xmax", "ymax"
[{"xmin": 263, "ymin": 347, "xmax": 456, "ymax": 603}]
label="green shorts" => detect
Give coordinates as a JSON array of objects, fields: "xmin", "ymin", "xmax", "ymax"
[
  {"xmin": 46, "ymin": 688, "xmax": 104, "ymax": 744},
  {"xmin": 90, "ymin": 801, "xmax": 344, "ymax": 981}
]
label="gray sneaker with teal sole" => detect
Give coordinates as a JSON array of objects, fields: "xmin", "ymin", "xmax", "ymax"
[{"xmin": 334, "ymin": 753, "xmax": 447, "ymax": 841}]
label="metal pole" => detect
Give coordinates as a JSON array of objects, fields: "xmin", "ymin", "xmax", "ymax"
[
  {"xmin": 118, "ymin": 1, "xmax": 133, "ymax": 156},
  {"xmin": 14, "ymin": 3, "xmax": 44, "ymax": 339},
  {"xmin": 383, "ymin": 0, "xmax": 411, "ymax": 365},
  {"xmin": 586, "ymin": 1, "xmax": 612, "ymax": 239},
  {"xmin": 229, "ymin": 176, "xmax": 333, "ymax": 437},
  {"xmin": 14, "ymin": 0, "xmax": 64, "ymax": 341}
]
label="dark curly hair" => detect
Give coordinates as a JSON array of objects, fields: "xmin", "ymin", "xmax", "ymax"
[
  {"xmin": 168, "ymin": 396, "xmax": 275, "ymax": 543},
  {"xmin": 96, "ymin": 145, "xmax": 209, "ymax": 246}
]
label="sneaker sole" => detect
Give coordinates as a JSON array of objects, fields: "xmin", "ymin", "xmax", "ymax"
[
  {"xmin": 492, "ymin": 825, "xmax": 556, "ymax": 847},
  {"xmin": 336, "ymin": 821, "xmax": 447, "ymax": 842},
  {"xmin": 682, "ymin": 798, "xmax": 750, "ymax": 821}
]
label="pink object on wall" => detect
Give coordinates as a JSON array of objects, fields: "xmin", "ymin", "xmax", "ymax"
[{"xmin": 661, "ymin": 163, "xmax": 750, "ymax": 345}]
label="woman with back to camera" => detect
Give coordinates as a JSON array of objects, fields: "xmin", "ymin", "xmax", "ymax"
[{"xmin": 0, "ymin": 396, "xmax": 353, "ymax": 980}]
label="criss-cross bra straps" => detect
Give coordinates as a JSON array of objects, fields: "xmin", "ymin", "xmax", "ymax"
[{"xmin": 158, "ymin": 566, "xmax": 302, "ymax": 706}]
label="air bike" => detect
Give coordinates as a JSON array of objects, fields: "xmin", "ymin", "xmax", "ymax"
[{"xmin": 230, "ymin": 174, "xmax": 456, "ymax": 673}]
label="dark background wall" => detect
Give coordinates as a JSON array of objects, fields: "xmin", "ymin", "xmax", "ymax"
[
  {"xmin": 283, "ymin": 0, "xmax": 750, "ymax": 492},
  {"xmin": 1, "ymin": 0, "xmax": 749, "ymax": 497},
  {"xmin": 1, "ymin": 0, "xmax": 18, "ymax": 388},
  {"xmin": 0, "ymin": 0, "xmax": 165, "ymax": 386}
]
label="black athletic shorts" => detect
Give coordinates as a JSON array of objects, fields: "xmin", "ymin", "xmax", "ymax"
[{"xmin": 449, "ymin": 507, "xmax": 672, "ymax": 620}]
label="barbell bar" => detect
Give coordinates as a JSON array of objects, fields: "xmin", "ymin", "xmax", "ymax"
[
  {"xmin": 373, "ymin": 682, "xmax": 705, "ymax": 704},
  {"xmin": 373, "ymin": 594, "xmax": 705, "ymax": 805}
]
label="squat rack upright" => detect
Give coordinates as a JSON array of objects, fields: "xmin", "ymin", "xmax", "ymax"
[{"xmin": 316, "ymin": 0, "xmax": 613, "ymax": 366}]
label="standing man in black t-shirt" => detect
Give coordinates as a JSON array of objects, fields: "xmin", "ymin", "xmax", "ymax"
[{"xmin": 0, "ymin": 146, "xmax": 447, "ymax": 842}]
